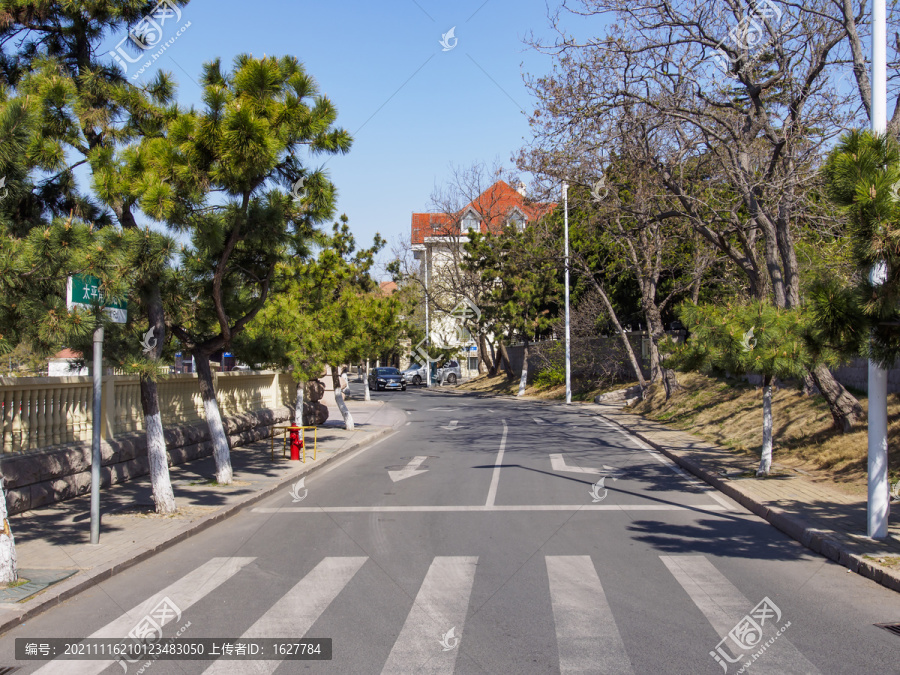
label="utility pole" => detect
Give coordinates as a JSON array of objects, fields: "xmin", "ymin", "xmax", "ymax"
[
  {"xmin": 563, "ymin": 182, "xmax": 571, "ymax": 404},
  {"xmin": 868, "ymin": 0, "xmax": 889, "ymax": 540},
  {"xmin": 425, "ymin": 246, "xmax": 432, "ymax": 388}
]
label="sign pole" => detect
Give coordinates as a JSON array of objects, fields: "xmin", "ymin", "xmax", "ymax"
[
  {"xmin": 67, "ymin": 274, "xmax": 126, "ymax": 545},
  {"xmin": 90, "ymin": 324, "xmax": 103, "ymax": 545}
]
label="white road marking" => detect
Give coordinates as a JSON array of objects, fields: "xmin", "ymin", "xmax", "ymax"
[
  {"xmin": 534, "ymin": 417, "xmax": 547, "ymax": 425},
  {"xmin": 406, "ymin": 421, "xmax": 411, "ymax": 426},
  {"xmin": 546, "ymin": 556, "xmax": 634, "ymax": 675},
  {"xmin": 441, "ymin": 420, "xmax": 459, "ymax": 431},
  {"xmin": 550, "ymin": 453, "xmax": 603, "ymax": 474},
  {"xmin": 381, "ymin": 556, "xmax": 477, "ymax": 675},
  {"xmin": 33, "ymin": 557, "xmax": 255, "ymax": 675},
  {"xmin": 253, "ymin": 504, "xmax": 728, "ymax": 513},
  {"xmin": 595, "ymin": 416, "xmax": 734, "ymax": 511},
  {"xmin": 661, "ymin": 556, "xmax": 820, "ymax": 674},
  {"xmin": 484, "ymin": 420, "xmax": 508, "ymax": 507},
  {"xmin": 204, "ymin": 557, "xmax": 367, "ymax": 675},
  {"xmin": 427, "ymin": 407, "xmax": 456, "ymax": 411},
  {"xmin": 294, "ymin": 430, "xmax": 396, "ymax": 484},
  {"xmin": 389, "ymin": 456, "xmax": 429, "ymax": 482}
]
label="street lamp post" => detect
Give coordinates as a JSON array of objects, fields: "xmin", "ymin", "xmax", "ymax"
[
  {"xmin": 425, "ymin": 247, "xmax": 432, "ymax": 388},
  {"xmin": 868, "ymin": 0, "xmax": 889, "ymax": 540},
  {"xmin": 563, "ymin": 182, "xmax": 571, "ymax": 404}
]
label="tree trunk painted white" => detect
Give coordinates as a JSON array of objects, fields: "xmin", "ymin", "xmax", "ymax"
[
  {"xmin": 194, "ymin": 352, "xmax": 233, "ymax": 484},
  {"xmin": 517, "ymin": 339, "xmax": 530, "ymax": 397},
  {"xmin": 295, "ymin": 380, "xmax": 305, "ymax": 425},
  {"xmin": 139, "ymin": 286, "xmax": 177, "ymax": 514},
  {"xmin": 146, "ymin": 411, "xmax": 176, "ymax": 512},
  {"xmin": 758, "ymin": 376, "xmax": 773, "ymax": 476},
  {"xmin": 331, "ymin": 365, "xmax": 354, "ymax": 430},
  {"xmin": 0, "ymin": 476, "xmax": 17, "ymax": 584},
  {"xmin": 363, "ymin": 360, "xmax": 371, "ymax": 401},
  {"xmin": 140, "ymin": 376, "xmax": 177, "ymax": 514}
]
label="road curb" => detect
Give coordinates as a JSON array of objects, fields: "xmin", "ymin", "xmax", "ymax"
[
  {"xmin": 0, "ymin": 424, "xmax": 397, "ymax": 636},
  {"xmin": 596, "ymin": 410, "xmax": 900, "ymax": 595}
]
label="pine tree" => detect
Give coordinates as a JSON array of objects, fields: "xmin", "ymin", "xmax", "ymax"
[
  {"xmin": 677, "ymin": 301, "xmax": 813, "ymax": 476},
  {"xmin": 821, "ymin": 130, "xmax": 900, "ymax": 366},
  {"xmin": 0, "ymin": 2, "xmax": 190, "ymax": 513},
  {"xmin": 237, "ymin": 217, "xmax": 399, "ymax": 428},
  {"xmin": 143, "ymin": 56, "xmax": 351, "ymax": 481}
]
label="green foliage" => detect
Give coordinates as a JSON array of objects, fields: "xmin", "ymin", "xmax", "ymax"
[
  {"xmin": 822, "ymin": 130, "xmax": 900, "ymax": 367},
  {"xmin": 534, "ymin": 367, "xmax": 565, "ymax": 388},
  {"xmin": 675, "ymin": 301, "xmax": 813, "ymax": 380},
  {"xmin": 237, "ymin": 216, "xmax": 409, "ymax": 382},
  {"xmin": 154, "ymin": 54, "xmax": 351, "ymax": 359},
  {"xmin": 465, "ymin": 218, "xmax": 561, "ymax": 343}
]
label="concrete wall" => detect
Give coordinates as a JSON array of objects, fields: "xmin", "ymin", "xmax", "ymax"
[
  {"xmin": 506, "ymin": 333, "xmax": 654, "ymax": 384},
  {"xmin": 830, "ymin": 357, "xmax": 900, "ymax": 393},
  {"xmin": 508, "ymin": 339, "xmax": 892, "ymax": 396}
]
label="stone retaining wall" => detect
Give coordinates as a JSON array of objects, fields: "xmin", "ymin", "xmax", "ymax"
[
  {"xmin": 830, "ymin": 356, "xmax": 900, "ymax": 394},
  {"xmin": 0, "ymin": 406, "xmax": 291, "ymax": 515}
]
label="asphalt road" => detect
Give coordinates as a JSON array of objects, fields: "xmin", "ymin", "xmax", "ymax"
[{"xmin": 2, "ymin": 385, "xmax": 900, "ymax": 674}]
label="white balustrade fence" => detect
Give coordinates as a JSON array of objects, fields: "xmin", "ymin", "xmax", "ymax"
[{"xmin": 0, "ymin": 371, "xmax": 296, "ymax": 455}]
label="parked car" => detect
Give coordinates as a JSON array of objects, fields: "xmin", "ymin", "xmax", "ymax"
[
  {"xmin": 403, "ymin": 363, "xmax": 427, "ymax": 385},
  {"xmin": 437, "ymin": 360, "xmax": 461, "ymax": 384},
  {"xmin": 368, "ymin": 366, "xmax": 407, "ymax": 391}
]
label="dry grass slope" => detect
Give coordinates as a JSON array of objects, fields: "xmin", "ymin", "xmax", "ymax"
[{"xmin": 630, "ymin": 371, "xmax": 900, "ymax": 496}]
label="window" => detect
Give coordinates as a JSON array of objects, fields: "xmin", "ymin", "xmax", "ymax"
[
  {"xmin": 508, "ymin": 209, "xmax": 526, "ymax": 231},
  {"xmin": 462, "ymin": 211, "xmax": 480, "ymax": 232}
]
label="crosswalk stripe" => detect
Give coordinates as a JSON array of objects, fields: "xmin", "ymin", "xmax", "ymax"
[
  {"xmin": 546, "ymin": 556, "xmax": 635, "ymax": 675},
  {"xmin": 381, "ymin": 556, "xmax": 478, "ymax": 675},
  {"xmin": 203, "ymin": 556, "xmax": 367, "ymax": 675},
  {"xmin": 661, "ymin": 556, "xmax": 820, "ymax": 674},
  {"xmin": 33, "ymin": 556, "xmax": 255, "ymax": 675}
]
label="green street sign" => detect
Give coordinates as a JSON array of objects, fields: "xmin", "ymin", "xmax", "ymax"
[{"xmin": 66, "ymin": 275, "xmax": 128, "ymax": 324}]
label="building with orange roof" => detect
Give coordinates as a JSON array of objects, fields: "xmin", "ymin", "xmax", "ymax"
[{"xmin": 410, "ymin": 180, "xmax": 556, "ymax": 377}]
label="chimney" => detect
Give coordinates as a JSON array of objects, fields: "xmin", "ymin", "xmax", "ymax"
[{"xmin": 516, "ymin": 181, "xmax": 527, "ymax": 197}]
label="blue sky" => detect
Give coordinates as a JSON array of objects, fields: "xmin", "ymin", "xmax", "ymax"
[{"xmin": 103, "ymin": 0, "xmax": 564, "ymax": 274}]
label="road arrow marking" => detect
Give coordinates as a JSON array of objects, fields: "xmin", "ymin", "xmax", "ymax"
[
  {"xmin": 389, "ymin": 456, "xmax": 429, "ymax": 482},
  {"xmin": 442, "ymin": 420, "xmax": 459, "ymax": 431},
  {"xmin": 550, "ymin": 453, "xmax": 603, "ymax": 474}
]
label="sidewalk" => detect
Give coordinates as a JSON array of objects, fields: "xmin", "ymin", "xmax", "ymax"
[
  {"xmin": 0, "ymin": 400, "xmax": 404, "ymax": 634},
  {"xmin": 595, "ymin": 404, "xmax": 900, "ymax": 594}
]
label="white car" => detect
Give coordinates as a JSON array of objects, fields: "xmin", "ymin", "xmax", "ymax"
[
  {"xmin": 403, "ymin": 363, "xmax": 427, "ymax": 386},
  {"xmin": 437, "ymin": 360, "xmax": 461, "ymax": 384}
]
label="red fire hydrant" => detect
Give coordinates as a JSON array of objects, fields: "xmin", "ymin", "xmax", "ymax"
[{"xmin": 289, "ymin": 428, "xmax": 304, "ymax": 461}]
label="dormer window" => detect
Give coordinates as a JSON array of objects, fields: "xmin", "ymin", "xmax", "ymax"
[
  {"xmin": 508, "ymin": 208, "xmax": 526, "ymax": 231},
  {"xmin": 462, "ymin": 211, "xmax": 480, "ymax": 233}
]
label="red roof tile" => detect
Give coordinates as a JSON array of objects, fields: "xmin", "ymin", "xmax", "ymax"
[{"xmin": 411, "ymin": 181, "xmax": 556, "ymax": 244}]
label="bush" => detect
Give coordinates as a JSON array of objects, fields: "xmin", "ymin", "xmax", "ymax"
[{"xmin": 535, "ymin": 367, "xmax": 565, "ymax": 388}]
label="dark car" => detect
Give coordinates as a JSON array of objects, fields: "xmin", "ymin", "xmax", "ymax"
[{"xmin": 368, "ymin": 366, "xmax": 407, "ymax": 391}]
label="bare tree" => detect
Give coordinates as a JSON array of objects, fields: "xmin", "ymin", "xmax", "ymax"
[{"xmin": 521, "ymin": 0, "xmax": 867, "ymax": 429}]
